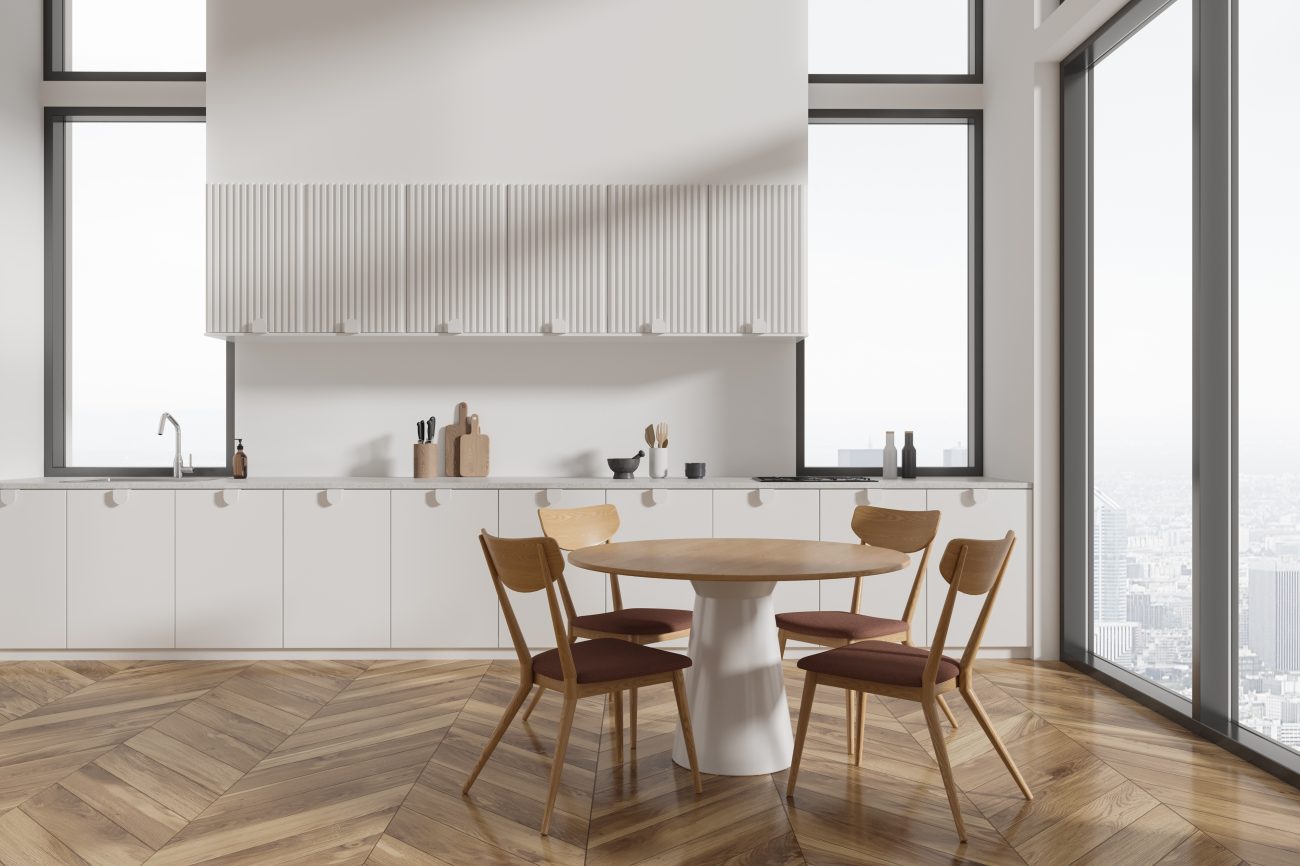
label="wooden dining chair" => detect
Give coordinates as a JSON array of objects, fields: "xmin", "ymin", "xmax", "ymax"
[
  {"xmin": 464, "ymin": 531, "xmax": 702, "ymax": 836},
  {"xmin": 534, "ymin": 504, "xmax": 692, "ymax": 754},
  {"xmin": 785, "ymin": 532, "xmax": 1031, "ymax": 843},
  {"xmin": 775, "ymin": 504, "xmax": 953, "ymax": 756}
]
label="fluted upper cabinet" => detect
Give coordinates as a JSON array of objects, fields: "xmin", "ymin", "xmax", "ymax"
[{"xmin": 206, "ymin": 183, "xmax": 804, "ymax": 338}]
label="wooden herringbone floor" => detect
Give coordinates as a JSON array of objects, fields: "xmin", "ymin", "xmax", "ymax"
[{"xmin": 0, "ymin": 659, "xmax": 1296, "ymax": 865}]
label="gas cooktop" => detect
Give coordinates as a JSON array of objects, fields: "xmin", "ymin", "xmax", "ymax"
[{"xmin": 752, "ymin": 476, "xmax": 879, "ymax": 483}]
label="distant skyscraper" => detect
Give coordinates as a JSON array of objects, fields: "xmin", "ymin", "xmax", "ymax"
[
  {"xmin": 1094, "ymin": 489, "xmax": 1128, "ymax": 624},
  {"xmin": 1248, "ymin": 559, "xmax": 1300, "ymax": 673},
  {"xmin": 838, "ymin": 448, "xmax": 883, "ymax": 467},
  {"xmin": 943, "ymin": 443, "xmax": 967, "ymax": 467}
]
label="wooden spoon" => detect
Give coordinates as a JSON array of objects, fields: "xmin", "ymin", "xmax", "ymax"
[{"xmin": 645, "ymin": 424, "xmax": 657, "ymax": 448}]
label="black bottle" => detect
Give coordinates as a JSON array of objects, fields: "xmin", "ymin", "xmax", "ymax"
[
  {"xmin": 232, "ymin": 439, "xmax": 248, "ymax": 480},
  {"xmin": 901, "ymin": 431, "xmax": 917, "ymax": 479}
]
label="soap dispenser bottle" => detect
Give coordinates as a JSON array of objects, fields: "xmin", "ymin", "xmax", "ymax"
[{"xmin": 232, "ymin": 439, "xmax": 248, "ymax": 480}]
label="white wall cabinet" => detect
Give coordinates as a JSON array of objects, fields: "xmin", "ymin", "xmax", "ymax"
[
  {"xmin": 0, "ymin": 491, "xmax": 66, "ymax": 649},
  {"xmin": 176, "ymin": 490, "xmax": 284, "ymax": 649},
  {"xmin": 498, "ymin": 489, "xmax": 607, "ymax": 648},
  {"xmin": 605, "ymin": 488, "xmax": 713, "ymax": 647},
  {"xmin": 391, "ymin": 489, "xmax": 499, "ymax": 648},
  {"xmin": 67, "ymin": 490, "xmax": 175, "ymax": 649},
  {"xmin": 925, "ymin": 489, "xmax": 1031, "ymax": 650},
  {"xmin": 283, "ymin": 489, "xmax": 391, "ymax": 648},
  {"xmin": 819, "ymin": 488, "xmax": 931, "ymax": 642},
  {"xmin": 713, "ymin": 488, "xmax": 820, "ymax": 643}
]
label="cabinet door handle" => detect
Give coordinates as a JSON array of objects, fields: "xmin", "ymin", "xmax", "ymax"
[
  {"xmin": 648, "ymin": 488, "xmax": 669, "ymax": 506},
  {"xmin": 966, "ymin": 488, "xmax": 987, "ymax": 505},
  {"xmin": 855, "ymin": 488, "xmax": 871, "ymax": 506},
  {"xmin": 754, "ymin": 488, "xmax": 774, "ymax": 506},
  {"xmin": 109, "ymin": 489, "xmax": 131, "ymax": 507},
  {"xmin": 747, "ymin": 318, "xmax": 770, "ymax": 335},
  {"xmin": 440, "ymin": 318, "xmax": 463, "ymax": 336},
  {"xmin": 338, "ymin": 318, "xmax": 361, "ymax": 335},
  {"xmin": 544, "ymin": 488, "xmax": 564, "ymax": 506},
  {"xmin": 429, "ymin": 488, "xmax": 453, "ymax": 506},
  {"xmin": 245, "ymin": 318, "xmax": 268, "ymax": 335},
  {"xmin": 220, "ymin": 489, "xmax": 241, "ymax": 507},
  {"xmin": 545, "ymin": 318, "xmax": 569, "ymax": 335},
  {"xmin": 324, "ymin": 488, "xmax": 345, "ymax": 507},
  {"xmin": 0, "ymin": 489, "xmax": 17, "ymax": 507}
]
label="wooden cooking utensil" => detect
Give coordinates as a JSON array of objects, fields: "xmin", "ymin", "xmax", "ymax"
[
  {"xmin": 442, "ymin": 402, "xmax": 470, "ymax": 476},
  {"xmin": 457, "ymin": 414, "xmax": 490, "ymax": 477},
  {"xmin": 645, "ymin": 424, "xmax": 656, "ymax": 448}
]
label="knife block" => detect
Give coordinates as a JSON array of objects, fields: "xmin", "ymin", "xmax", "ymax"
[{"xmin": 413, "ymin": 443, "xmax": 439, "ymax": 479}]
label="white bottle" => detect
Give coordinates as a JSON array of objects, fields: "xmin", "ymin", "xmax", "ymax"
[{"xmin": 882, "ymin": 431, "xmax": 898, "ymax": 479}]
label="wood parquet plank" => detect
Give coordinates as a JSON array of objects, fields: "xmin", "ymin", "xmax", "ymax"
[{"xmin": 0, "ymin": 659, "xmax": 1296, "ymax": 866}]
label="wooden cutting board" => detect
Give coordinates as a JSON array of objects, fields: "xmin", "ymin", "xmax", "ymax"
[
  {"xmin": 441, "ymin": 402, "xmax": 470, "ymax": 476},
  {"xmin": 457, "ymin": 414, "xmax": 490, "ymax": 477}
]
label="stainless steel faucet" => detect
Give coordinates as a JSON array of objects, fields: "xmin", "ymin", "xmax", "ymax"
[{"xmin": 157, "ymin": 412, "xmax": 193, "ymax": 479}]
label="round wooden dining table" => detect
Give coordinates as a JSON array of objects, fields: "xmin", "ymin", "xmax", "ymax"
[{"xmin": 568, "ymin": 537, "xmax": 909, "ymax": 776}]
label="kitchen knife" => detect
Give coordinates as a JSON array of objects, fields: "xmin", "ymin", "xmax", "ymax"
[
  {"xmin": 417, "ymin": 420, "xmax": 425, "ymax": 444},
  {"xmin": 427, "ymin": 417, "xmax": 436, "ymax": 444}
]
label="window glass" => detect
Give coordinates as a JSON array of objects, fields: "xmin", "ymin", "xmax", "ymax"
[
  {"xmin": 65, "ymin": 121, "xmax": 225, "ymax": 468},
  {"xmin": 805, "ymin": 121, "xmax": 970, "ymax": 469},
  {"xmin": 1237, "ymin": 0, "xmax": 1300, "ymax": 755},
  {"xmin": 809, "ymin": 0, "xmax": 969, "ymax": 76},
  {"xmin": 65, "ymin": 0, "xmax": 205, "ymax": 72},
  {"xmin": 1090, "ymin": 0, "xmax": 1193, "ymax": 695}
]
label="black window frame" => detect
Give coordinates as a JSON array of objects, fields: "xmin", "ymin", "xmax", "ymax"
[
  {"xmin": 44, "ymin": 0, "xmax": 206, "ymax": 81},
  {"xmin": 44, "ymin": 107, "xmax": 233, "ymax": 477},
  {"xmin": 808, "ymin": 0, "xmax": 983, "ymax": 84},
  {"xmin": 799, "ymin": 109, "xmax": 984, "ymax": 478},
  {"xmin": 1061, "ymin": 0, "xmax": 1300, "ymax": 788}
]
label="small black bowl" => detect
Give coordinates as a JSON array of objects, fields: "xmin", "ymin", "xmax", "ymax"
[
  {"xmin": 685, "ymin": 462, "xmax": 706, "ymax": 479},
  {"xmin": 607, "ymin": 451, "xmax": 646, "ymax": 479}
]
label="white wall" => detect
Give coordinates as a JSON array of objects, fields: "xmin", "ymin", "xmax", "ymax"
[
  {"xmin": 207, "ymin": 0, "xmax": 806, "ymax": 184},
  {"xmin": 235, "ymin": 340, "xmax": 794, "ymax": 477},
  {"xmin": 210, "ymin": 0, "xmax": 807, "ymax": 477},
  {"xmin": 0, "ymin": 0, "xmax": 43, "ymax": 480}
]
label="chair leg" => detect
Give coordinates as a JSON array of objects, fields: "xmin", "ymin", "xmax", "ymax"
[
  {"xmin": 938, "ymin": 694, "xmax": 959, "ymax": 730},
  {"xmin": 778, "ymin": 632, "xmax": 788, "ymax": 657},
  {"xmin": 854, "ymin": 691, "xmax": 867, "ymax": 767},
  {"xmin": 961, "ymin": 685, "xmax": 1032, "ymax": 800},
  {"xmin": 844, "ymin": 690, "xmax": 855, "ymax": 755},
  {"xmin": 521, "ymin": 684, "xmax": 545, "ymax": 722},
  {"xmin": 612, "ymin": 690, "xmax": 624, "ymax": 764},
  {"xmin": 630, "ymin": 688, "xmax": 638, "ymax": 752},
  {"xmin": 787, "ymin": 673, "xmax": 817, "ymax": 798},
  {"xmin": 463, "ymin": 680, "xmax": 531, "ymax": 795},
  {"xmin": 922, "ymin": 697, "xmax": 966, "ymax": 842},
  {"xmin": 670, "ymin": 671, "xmax": 703, "ymax": 793},
  {"xmin": 541, "ymin": 694, "xmax": 578, "ymax": 836}
]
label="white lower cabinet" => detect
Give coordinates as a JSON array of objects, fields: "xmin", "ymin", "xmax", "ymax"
[
  {"xmin": 283, "ymin": 489, "xmax": 390, "ymax": 648},
  {"xmin": 819, "ymin": 488, "xmax": 930, "ymax": 642},
  {"xmin": 391, "ymin": 489, "xmax": 499, "ymax": 648},
  {"xmin": 925, "ymin": 489, "xmax": 1031, "ymax": 649},
  {"xmin": 713, "ymin": 488, "xmax": 820, "ymax": 643},
  {"xmin": 605, "ymin": 488, "xmax": 713, "ymax": 647},
  {"xmin": 67, "ymin": 490, "xmax": 175, "ymax": 649},
  {"xmin": 498, "ymin": 489, "xmax": 607, "ymax": 648},
  {"xmin": 0, "ymin": 491, "xmax": 67, "ymax": 649},
  {"xmin": 176, "ymin": 490, "xmax": 284, "ymax": 649}
]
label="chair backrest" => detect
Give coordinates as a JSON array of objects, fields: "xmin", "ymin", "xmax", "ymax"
[
  {"xmin": 538, "ymin": 503, "xmax": 619, "ymax": 550},
  {"xmin": 538, "ymin": 503, "xmax": 624, "ymax": 610},
  {"xmin": 479, "ymin": 531, "xmax": 576, "ymax": 680},
  {"xmin": 848, "ymin": 505, "xmax": 942, "ymax": 623},
  {"xmin": 926, "ymin": 532, "xmax": 1016, "ymax": 683}
]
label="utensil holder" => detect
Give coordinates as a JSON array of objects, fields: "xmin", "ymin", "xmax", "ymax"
[
  {"xmin": 414, "ymin": 443, "xmax": 439, "ymax": 479},
  {"xmin": 648, "ymin": 447, "xmax": 669, "ymax": 479}
]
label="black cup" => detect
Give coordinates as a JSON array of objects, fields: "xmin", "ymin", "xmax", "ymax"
[{"xmin": 685, "ymin": 462, "xmax": 706, "ymax": 479}]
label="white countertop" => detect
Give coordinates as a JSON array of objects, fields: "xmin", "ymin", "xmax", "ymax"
[{"xmin": 1, "ymin": 475, "xmax": 1030, "ymax": 490}]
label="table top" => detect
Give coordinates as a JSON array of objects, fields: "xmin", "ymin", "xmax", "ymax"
[{"xmin": 568, "ymin": 538, "xmax": 909, "ymax": 582}]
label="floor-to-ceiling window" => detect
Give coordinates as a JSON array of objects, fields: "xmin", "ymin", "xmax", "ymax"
[
  {"xmin": 1089, "ymin": 0, "xmax": 1193, "ymax": 694},
  {"xmin": 1064, "ymin": 0, "xmax": 1300, "ymax": 782},
  {"xmin": 1237, "ymin": 0, "xmax": 1300, "ymax": 754}
]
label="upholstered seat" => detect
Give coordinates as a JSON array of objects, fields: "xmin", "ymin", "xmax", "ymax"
[
  {"xmin": 775, "ymin": 610, "xmax": 905, "ymax": 641},
  {"xmin": 798, "ymin": 640, "xmax": 960, "ymax": 688},
  {"xmin": 572, "ymin": 607, "xmax": 693, "ymax": 636},
  {"xmin": 533, "ymin": 637, "xmax": 691, "ymax": 684}
]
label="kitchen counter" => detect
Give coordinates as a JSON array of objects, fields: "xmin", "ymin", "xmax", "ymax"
[{"xmin": 1, "ymin": 475, "xmax": 1031, "ymax": 490}]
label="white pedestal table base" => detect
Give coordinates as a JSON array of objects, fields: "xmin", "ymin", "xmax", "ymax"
[{"xmin": 671, "ymin": 579, "xmax": 793, "ymax": 775}]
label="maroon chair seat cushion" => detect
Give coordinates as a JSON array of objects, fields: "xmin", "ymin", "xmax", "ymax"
[
  {"xmin": 533, "ymin": 638, "xmax": 691, "ymax": 684},
  {"xmin": 775, "ymin": 610, "xmax": 907, "ymax": 641},
  {"xmin": 797, "ymin": 640, "xmax": 960, "ymax": 688},
  {"xmin": 571, "ymin": 607, "xmax": 692, "ymax": 636}
]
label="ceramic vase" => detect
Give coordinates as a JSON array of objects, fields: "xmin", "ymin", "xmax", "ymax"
[{"xmin": 882, "ymin": 432, "xmax": 898, "ymax": 479}]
